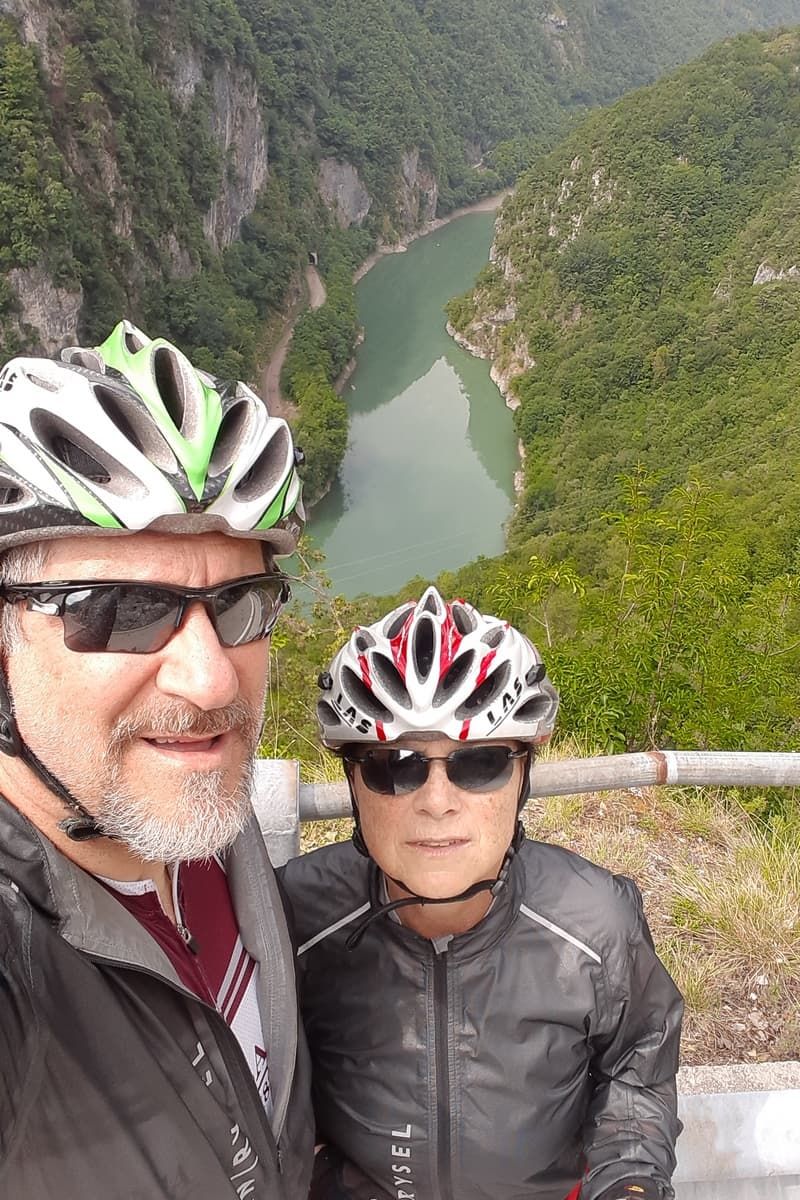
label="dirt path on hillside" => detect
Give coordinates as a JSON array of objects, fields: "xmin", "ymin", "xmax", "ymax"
[{"xmin": 263, "ymin": 265, "xmax": 327, "ymax": 419}]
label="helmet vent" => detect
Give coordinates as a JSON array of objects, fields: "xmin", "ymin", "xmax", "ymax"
[
  {"xmin": 455, "ymin": 660, "xmax": 511, "ymax": 719},
  {"xmin": 153, "ymin": 347, "xmax": 186, "ymax": 431},
  {"xmin": 234, "ymin": 424, "xmax": 291, "ymax": 502},
  {"xmin": 412, "ymin": 616, "xmax": 435, "ymax": 680},
  {"xmin": 482, "ymin": 626, "xmax": 504, "ymax": 649},
  {"xmin": 38, "ymin": 422, "xmax": 109, "ymax": 482},
  {"xmin": 370, "ymin": 653, "xmax": 412, "ymax": 709},
  {"xmin": 209, "ymin": 400, "xmax": 251, "ymax": 476},
  {"xmin": 515, "ymin": 694, "xmax": 553, "ymax": 723},
  {"xmin": 123, "ymin": 325, "xmax": 148, "ymax": 354},
  {"xmin": 28, "ymin": 371, "xmax": 59, "ymax": 394},
  {"xmin": 354, "ymin": 631, "xmax": 376, "ymax": 653},
  {"xmin": 422, "ymin": 592, "xmax": 441, "ymax": 616},
  {"xmin": 383, "ymin": 605, "xmax": 413, "ymax": 640},
  {"xmin": 0, "ymin": 474, "xmax": 26, "ymax": 507},
  {"xmin": 451, "ymin": 602, "xmax": 476, "ymax": 634},
  {"xmin": 316, "ymin": 699, "xmax": 339, "ymax": 729},
  {"xmin": 93, "ymin": 384, "xmax": 177, "ymax": 474},
  {"xmin": 61, "ymin": 347, "xmax": 104, "ymax": 373},
  {"xmin": 433, "ymin": 650, "xmax": 475, "ymax": 707},
  {"xmin": 96, "ymin": 386, "xmax": 143, "ymax": 453},
  {"xmin": 30, "ymin": 410, "xmax": 141, "ymax": 495},
  {"xmin": 342, "ymin": 666, "xmax": 393, "ymax": 722}
]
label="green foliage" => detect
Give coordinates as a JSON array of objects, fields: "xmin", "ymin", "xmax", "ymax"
[
  {"xmin": 453, "ymin": 30, "xmax": 800, "ymax": 572},
  {"xmin": 283, "ymin": 234, "xmax": 362, "ymax": 500},
  {"xmin": 0, "ymin": 21, "xmax": 73, "ymax": 271},
  {"xmin": 292, "ymin": 374, "xmax": 349, "ymax": 502}
]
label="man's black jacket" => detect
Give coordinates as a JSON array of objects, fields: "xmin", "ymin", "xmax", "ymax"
[{"xmin": 0, "ymin": 795, "xmax": 314, "ymax": 1198}]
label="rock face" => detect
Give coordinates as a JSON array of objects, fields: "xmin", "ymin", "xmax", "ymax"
[
  {"xmin": 318, "ymin": 159, "xmax": 372, "ymax": 228},
  {"xmin": 397, "ymin": 149, "xmax": 438, "ymax": 230},
  {"xmin": 753, "ymin": 260, "xmax": 800, "ymax": 285},
  {"xmin": 8, "ymin": 266, "xmax": 83, "ymax": 354},
  {"xmin": 0, "ymin": 0, "xmax": 57, "ymax": 74},
  {"xmin": 167, "ymin": 44, "xmax": 204, "ymax": 108},
  {"xmin": 446, "ymin": 319, "xmax": 533, "ymax": 412},
  {"xmin": 202, "ymin": 65, "xmax": 268, "ymax": 250},
  {"xmin": 318, "ymin": 148, "xmax": 438, "ymax": 233}
]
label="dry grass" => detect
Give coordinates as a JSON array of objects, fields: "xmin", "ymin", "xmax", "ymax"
[{"xmin": 523, "ymin": 778, "xmax": 800, "ymax": 1065}]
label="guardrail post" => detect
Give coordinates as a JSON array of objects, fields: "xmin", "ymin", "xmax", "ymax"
[{"xmin": 252, "ymin": 759, "xmax": 300, "ymax": 866}]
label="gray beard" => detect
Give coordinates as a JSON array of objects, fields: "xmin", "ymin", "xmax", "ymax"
[{"xmin": 97, "ymin": 756, "xmax": 256, "ymax": 864}]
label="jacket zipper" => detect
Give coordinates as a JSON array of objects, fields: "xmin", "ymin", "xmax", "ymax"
[{"xmin": 432, "ymin": 949, "xmax": 454, "ymax": 1200}]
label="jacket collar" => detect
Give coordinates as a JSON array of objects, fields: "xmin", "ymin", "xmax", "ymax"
[
  {"xmin": 368, "ymin": 845, "xmax": 526, "ymax": 961},
  {"xmin": 0, "ymin": 791, "xmax": 187, "ymax": 987},
  {"xmin": 0, "ymin": 789, "xmax": 299, "ymax": 1138}
]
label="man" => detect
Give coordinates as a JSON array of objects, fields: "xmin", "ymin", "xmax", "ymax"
[
  {"xmin": 0, "ymin": 321, "xmax": 314, "ymax": 1197},
  {"xmin": 281, "ymin": 588, "xmax": 683, "ymax": 1200}
]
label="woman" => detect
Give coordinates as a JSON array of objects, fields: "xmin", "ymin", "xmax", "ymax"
[{"xmin": 281, "ymin": 588, "xmax": 682, "ymax": 1200}]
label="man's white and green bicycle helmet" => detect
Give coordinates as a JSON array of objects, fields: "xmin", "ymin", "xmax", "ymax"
[
  {"xmin": 0, "ymin": 320, "xmax": 304, "ymax": 841},
  {"xmin": 0, "ymin": 319, "xmax": 304, "ymax": 554}
]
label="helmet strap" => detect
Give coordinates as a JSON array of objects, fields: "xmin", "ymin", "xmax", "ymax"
[
  {"xmin": 0, "ymin": 666, "xmax": 104, "ymax": 840},
  {"xmin": 344, "ymin": 759, "xmax": 370, "ymax": 857}
]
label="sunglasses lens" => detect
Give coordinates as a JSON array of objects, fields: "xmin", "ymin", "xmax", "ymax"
[
  {"xmin": 62, "ymin": 586, "xmax": 179, "ymax": 653},
  {"xmin": 57, "ymin": 576, "xmax": 288, "ymax": 654},
  {"xmin": 359, "ymin": 750, "xmax": 428, "ymax": 796},
  {"xmin": 355, "ymin": 746, "xmax": 517, "ymax": 795},
  {"xmin": 214, "ymin": 578, "xmax": 286, "ymax": 647},
  {"xmin": 446, "ymin": 746, "xmax": 514, "ymax": 792}
]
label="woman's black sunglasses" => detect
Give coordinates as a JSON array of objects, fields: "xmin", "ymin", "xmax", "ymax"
[
  {"xmin": 344, "ymin": 745, "xmax": 528, "ymax": 796},
  {"xmin": 0, "ymin": 573, "xmax": 290, "ymax": 654}
]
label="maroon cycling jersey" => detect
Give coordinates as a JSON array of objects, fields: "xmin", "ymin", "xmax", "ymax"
[{"xmin": 99, "ymin": 855, "xmax": 272, "ymax": 1114}]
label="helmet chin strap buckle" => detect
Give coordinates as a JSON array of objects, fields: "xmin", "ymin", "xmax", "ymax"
[
  {"xmin": 0, "ymin": 673, "xmax": 21, "ymax": 757},
  {"xmin": 0, "ymin": 668, "xmax": 104, "ymax": 840},
  {"xmin": 0, "ymin": 712, "xmax": 21, "ymax": 757},
  {"xmin": 58, "ymin": 815, "xmax": 104, "ymax": 841}
]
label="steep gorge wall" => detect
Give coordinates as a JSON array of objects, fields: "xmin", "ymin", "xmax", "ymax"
[
  {"xmin": 6, "ymin": 0, "xmax": 800, "ymax": 362},
  {"xmin": 0, "ymin": 0, "xmax": 273, "ymax": 351}
]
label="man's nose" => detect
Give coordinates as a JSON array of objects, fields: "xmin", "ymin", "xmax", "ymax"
[{"xmin": 154, "ymin": 602, "xmax": 240, "ymax": 710}]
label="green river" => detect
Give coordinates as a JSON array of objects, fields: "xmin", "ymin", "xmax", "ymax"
[{"xmin": 307, "ymin": 210, "xmax": 519, "ymax": 598}]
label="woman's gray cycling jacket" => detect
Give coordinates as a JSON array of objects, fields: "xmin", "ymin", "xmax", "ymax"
[
  {"xmin": 0, "ymin": 795, "xmax": 314, "ymax": 1199},
  {"xmin": 281, "ymin": 837, "xmax": 683, "ymax": 1200}
]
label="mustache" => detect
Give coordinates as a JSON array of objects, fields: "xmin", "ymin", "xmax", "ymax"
[{"xmin": 109, "ymin": 697, "xmax": 262, "ymax": 746}]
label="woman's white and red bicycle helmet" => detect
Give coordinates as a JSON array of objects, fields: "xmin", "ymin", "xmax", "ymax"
[{"xmin": 317, "ymin": 586, "xmax": 559, "ymax": 748}]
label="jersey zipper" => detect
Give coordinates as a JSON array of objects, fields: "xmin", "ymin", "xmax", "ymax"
[
  {"xmin": 432, "ymin": 948, "xmax": 454, "ymax": 1200},
  {"xmin": 172, "ymin": 866, "xmax": 199, "ymax": 954}
]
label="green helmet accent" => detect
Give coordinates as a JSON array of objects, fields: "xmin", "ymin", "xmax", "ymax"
[
  {"xmin": 95, "ymin": 324, "xmax": 223, "ymax": 501},
  {"xmin": 0, "ymin": 319, "xmax": 305, "ymax": 554}
]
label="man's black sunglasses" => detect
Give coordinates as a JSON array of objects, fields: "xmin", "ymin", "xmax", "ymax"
[
  {"xmin": 0, "ymin": 573, "xmax": 290, "ymax": 654},
  {"xmin": 343, "ymin": 745, "xmax": 528, "ymax": 796}
]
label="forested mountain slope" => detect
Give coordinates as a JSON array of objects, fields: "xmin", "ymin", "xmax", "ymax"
[
  {"xmin": 435, "ymin": 29, "xmax": 800, "ymax": 756},
  {"xmin": 450, "ymin": 28, "xmax": 800, "ymax": 557},
  {"xmin": 4, "ymin": 0, "xmax": 800, "ymax": 369}
]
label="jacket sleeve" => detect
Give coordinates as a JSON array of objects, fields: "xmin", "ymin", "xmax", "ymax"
[
  {"xmin": 582, "ymin": 877, "xmax": 683, "ymax": 1200},
  {"xmin": 0, "ymin": 922, "xmax": 38, "ymax": 1167}
]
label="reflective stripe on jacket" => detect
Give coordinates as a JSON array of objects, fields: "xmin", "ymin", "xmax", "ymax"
[
  {"xmin": 281, "ymin": 838, "xmax": 682, "ymax": 1200},
  {"xmin": 0, "ymin": 795, "xmax": 314, "ymax": 1199}
]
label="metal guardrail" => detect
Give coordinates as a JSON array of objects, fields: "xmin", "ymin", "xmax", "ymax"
[
  {"xmin": 253, "ymin": 750, "xmax": 800, "ymax": 865},
  {"xmin": 295, "ymin": 750, "xmax": 800, "ymax": 822}
]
